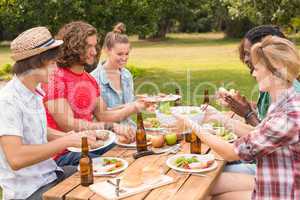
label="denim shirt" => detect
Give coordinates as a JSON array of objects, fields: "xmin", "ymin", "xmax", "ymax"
[{"xmin": 90, "ymin": 63, "xmax": 135, "ymax": 125}]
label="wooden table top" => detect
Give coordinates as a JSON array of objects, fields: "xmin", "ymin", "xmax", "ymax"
[{"xmin": 43, "ymin": 141, "xmax": 225, "ymax": 200}]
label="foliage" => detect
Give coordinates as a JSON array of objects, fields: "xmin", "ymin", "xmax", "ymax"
[
  {"xmin": 0, "ymin": 0, "xmax": 300, "ymax": 41},
  {"xmin": 126, "ymin": 64, "xmax": 145, "ymax": 80},
  {"xmin": 0, "ymin": 63, "xmax": 12, "ymax": 80}
]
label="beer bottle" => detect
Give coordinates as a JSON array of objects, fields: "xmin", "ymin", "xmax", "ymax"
[
  {"xmin": 174, "ymin": 88, "xmax": 181, "ymax": 107},
  {"xmin": 203, "ymin": 89, "xmax": 209, "ymax": 104},
  {"xmin": 136, "ymin": 112, "xmax": 148, "ymax": 152},
  {"xmin": 80, "ymin": 137, "xmax": 94, "ymax": 186},
  {"xmin": 190, "ymin": 130, "xmax": 201, "ymax": 154}
]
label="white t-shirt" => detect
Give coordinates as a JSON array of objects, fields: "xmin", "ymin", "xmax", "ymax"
[{"xmin": 0, "ymin": 77, "xmax": 59, "ymax": 199}]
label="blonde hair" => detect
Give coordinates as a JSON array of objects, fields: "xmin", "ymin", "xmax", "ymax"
[
  {"xmin": 103, "ymin": 22, "xmax": 129, "ymax": 49},
  {"xmin": 251, "ymin": 36, "xmax": 300, "ymax": 83}
]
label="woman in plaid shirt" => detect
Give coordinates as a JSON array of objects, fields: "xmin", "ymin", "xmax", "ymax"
[{"xmin": 174, "ymin": 36, "xmax": 300, "ymax": 200}]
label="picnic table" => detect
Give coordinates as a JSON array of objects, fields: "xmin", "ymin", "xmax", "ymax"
[{"xmin": 43, "ymin": 141, "xmax": 226, "ymax": 200}]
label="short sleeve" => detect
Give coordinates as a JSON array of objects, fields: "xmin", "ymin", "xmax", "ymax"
[
  {"xmin": 0, "ymin": 100, "xmax": 23, "ymax": 137},
  {"xmin": 234, "ymin": 111, "xmax": 300, "ymax": 162},
  {"xmin": 42, "ymin": 73, "xmax": 67, "ymax": 101}
]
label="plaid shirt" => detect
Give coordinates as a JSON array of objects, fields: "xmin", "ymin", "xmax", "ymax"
[{"xmin": 234, "ymin": 87, "xmax": 300, "ymax": 200}]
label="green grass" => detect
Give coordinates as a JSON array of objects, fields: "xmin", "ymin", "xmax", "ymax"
[{"xmin": 1, "ymin": 32, "xmax": 300, "ymax": 105}]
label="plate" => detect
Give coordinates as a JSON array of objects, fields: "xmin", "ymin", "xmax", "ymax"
[
  {"xmin": 78, "ymin": 157, "xmax": 128, "ymax": 175},
  {"xmin": 67, "ymin": 130, "xmax": 116, "ymax": 152},
  {"xmin": 139, "ymin": 94, "xmax": 181, "ymax": 103},
  {"xmin": 166, "ymin": 154, "xmax": 217, "ymax": 173},
  {"xmin": 213, "ymin": 127, "xmax": 238, "ymax": 143},
  {"xmin": 115, "ymin": 139, "xmax": 152, "ymax": 148}
]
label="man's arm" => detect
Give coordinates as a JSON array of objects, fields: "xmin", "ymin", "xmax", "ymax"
[{"xmin": 45, "ymin": 98, "xmax": 106, "ymax": 132}]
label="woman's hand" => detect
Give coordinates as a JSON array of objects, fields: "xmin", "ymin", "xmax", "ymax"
[
  {"xmin": 134, "ymin": 99, "xmax": 157, "ymax": 112},
  {"xmin": 113, "ymin": 123, "xmax": 136, "ymax": 143},
  {"xmin": 203, "ymin": 105, "xmax": 225, "ymax": 124}
]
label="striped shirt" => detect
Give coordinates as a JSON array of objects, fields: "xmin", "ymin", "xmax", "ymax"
[{"xmin": 234, "ymin": 86, "xmax": 300, "ymax": 200}]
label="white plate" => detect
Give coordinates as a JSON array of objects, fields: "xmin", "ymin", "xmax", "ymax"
[
  {"xmin": 78, "ymin": 157, "xmax": 128, "ymax": 175},
  {"xmin": 140, "ymin": 94, "xmax": 181, "ymax": 103},
  {"xmin": 67, "ymin": 130, "xmax": 116, "ymax": 153},
  {"xmin": 166, "ymin": 154, "xmax": 217, "ymax": 173},
  {"xmin": 115, "ymin": 139, "xmax": 152, "ymax": 148}
]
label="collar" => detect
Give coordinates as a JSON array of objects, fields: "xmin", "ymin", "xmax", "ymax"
[
  {"xmin": 98, "ymin": 63, "xmax": 129, "ymax": 85},
  {"xmin": 267, "ymin": 86, "xmax": 296, "ymax": 115},
  {"xmin": 13, "ymin": 76, "xmax": 44, "ymax": 102}
]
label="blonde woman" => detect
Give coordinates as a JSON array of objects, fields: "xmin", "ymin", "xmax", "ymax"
[
  {"xmin": 91, "ymin": 23, "xmax": 136, "ymax": 128},
  {"xmin": 174, "ymin": 36, "xmax": 300, "ymax": 199}
]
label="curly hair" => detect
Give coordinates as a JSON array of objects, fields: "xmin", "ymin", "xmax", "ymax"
[
  {"xmin": 239, "ymin": 25, "xmax": 286, "ymax": 63},
  {"xmin": 56, "ymin": 21, "xmax": 100, "ymax": 67}
]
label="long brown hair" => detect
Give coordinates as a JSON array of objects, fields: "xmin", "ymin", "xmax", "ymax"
[{"xmin": 56, "ymin": 21, "xmax": 99, "ymax": 67}]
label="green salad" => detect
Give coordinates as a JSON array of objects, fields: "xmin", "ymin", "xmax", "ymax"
[
  {"xmin": 159, "ymin": 102, "xmax": 172, "ymax": 115},
  {"xmin": 175, "ymin": 156, "xmax": 199, "ymax": 169}
]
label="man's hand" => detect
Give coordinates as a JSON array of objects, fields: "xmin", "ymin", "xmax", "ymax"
[
  {"xmin": 113, "ymin": 124, "xmax": 136, "ymax": 143},
  {"xmin": 64, "ymin": 130, "xmax": 97, "ymax": 148},
  {"xmin": 224, "ymin": 93, "xmax": 252, "ymax": 118}
]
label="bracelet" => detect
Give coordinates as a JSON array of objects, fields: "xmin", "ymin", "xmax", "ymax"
[
  {"xmin": 244, "ymin": 110, "xmax": 255, "ymax": 121},
  {"xmin": 104, "ymin": 123, "xmax": 114, "ymax": 131}
]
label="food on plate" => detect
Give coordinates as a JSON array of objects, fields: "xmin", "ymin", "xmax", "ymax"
[
  {"xmin": 93, "ymin": 158, "xmax": 123, "ymax": 173},
  {"xmin": 95, "ymin": 130, "xmax": 109, "ymax": 140},
  {"xmin": 159, "ymin": 102, "xmax": 172, "ymax": 115},
  {"xmin": 144, "ymin": 117, "xmax": 161, "ymax": 128},
  {"xmin": 215, "ymin": 128, "xmax": 236, "ymax": 141},
  {"xmin": 175, "ymin": 156, "xmax": 214, "ymax": 169},
  {"xmin": 118, "ymin": 135, "xmax": 132, "ymax": 144},
  {"xmin": 90, "ymin": 140, "xmax": 105, "ymax": 149},
  {"xmin": 165, "ymin": 133, "xmax": 177, "ymax": 145},
  {"xmin": 150, "ymin": 135, "xmax": 165, "ymax": 148}
]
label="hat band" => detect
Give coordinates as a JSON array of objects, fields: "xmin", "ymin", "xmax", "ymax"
[{"xmin": 34, "ymin": 38, "xmax": 55, "ymax": 49}]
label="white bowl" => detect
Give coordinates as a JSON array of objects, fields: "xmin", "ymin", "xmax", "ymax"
[
  {"xmin": 156, "ymin": 106, "xmax": 205, "ymax": 126},
  {"xmin": 171, "ymin": 106, "xmax": 205, "ymax": 123},
  {"xmin": 155, "ymin": 110, "xmax": 176, "ymax": 126}
]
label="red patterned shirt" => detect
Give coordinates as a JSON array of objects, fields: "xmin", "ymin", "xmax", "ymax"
[
  {"xmin": 234, "ymin": 87, "xmax": 300, "ymax": 200},
  {"xmin": 42, "ymin": 67, "xmax": 100, "ymax": 159}
]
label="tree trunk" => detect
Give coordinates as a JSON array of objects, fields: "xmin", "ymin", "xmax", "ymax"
[{"xmin": 151, "ymin": 18, "xmax": 171, "ymax": 40}]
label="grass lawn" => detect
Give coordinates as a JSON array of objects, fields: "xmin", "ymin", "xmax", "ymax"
[{"xmin": 1, "ymin": 32, "xmax": 300, "ymax": 105}]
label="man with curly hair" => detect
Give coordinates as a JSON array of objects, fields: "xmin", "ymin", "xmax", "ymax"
[{"xmin": 42, "ymin": 21, "xmax": 151, "ymax": 166}]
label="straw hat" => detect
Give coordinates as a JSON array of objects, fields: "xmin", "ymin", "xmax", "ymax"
[{"xmin": 11, "ymin": 27, "xmax": 63, "ymax": 61}]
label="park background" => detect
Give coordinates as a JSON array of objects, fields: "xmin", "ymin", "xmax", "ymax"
[{"xmin": 0, "ymin": 0, "xmax": 300, "ymax": 197}]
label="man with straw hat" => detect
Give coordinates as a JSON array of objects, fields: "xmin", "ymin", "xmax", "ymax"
[
  {"xmin": 42, "ymin": 21, "xmax": 154, "ymax": 166},
  {"xmin": 0, "ymin": 27, "xmax": 97, "ymax": 199}
]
